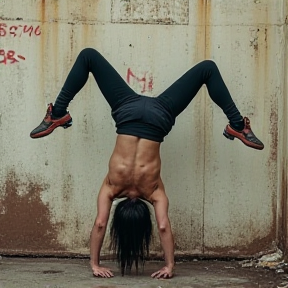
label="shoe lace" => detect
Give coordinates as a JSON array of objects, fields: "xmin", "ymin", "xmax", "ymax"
[
  {"xmin": 244, "ymin": 117, "xmax": 251, "ymax": 129},
  {"xmin": 44, "ymin": 106, "xmax": 52, "ymax": 120}
]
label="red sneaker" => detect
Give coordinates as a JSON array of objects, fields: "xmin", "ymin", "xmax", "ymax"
[
  {"xmin": 223, "ymin": 117, "xmax": 264, "ymax": 150},
  {"xmin": 30, "ymin": 103, "xmax": 72, "ymax": 139}
]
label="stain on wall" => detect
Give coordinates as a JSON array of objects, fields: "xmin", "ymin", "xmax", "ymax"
[{"xmin": 0, "ymin": 170, "xmax": 65, "ymax": 253}]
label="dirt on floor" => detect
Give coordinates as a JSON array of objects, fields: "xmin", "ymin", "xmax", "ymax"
[{"xmin": 1, "ymin": 256, "xmax": 288, "ymax": 288}]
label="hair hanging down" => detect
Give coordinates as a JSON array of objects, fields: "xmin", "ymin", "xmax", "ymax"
[{"xmin": 110, "ymin": 198, "xmax": 152, "ymax": 276}]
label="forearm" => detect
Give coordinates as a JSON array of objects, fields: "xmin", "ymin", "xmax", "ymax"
[
  {"xmin": 159, "ymin": 226, "xmax": 175, "ymax": 268},
  {"xmin": 90, "ymin": 224, "xmax": 107, "ymax": 266}
]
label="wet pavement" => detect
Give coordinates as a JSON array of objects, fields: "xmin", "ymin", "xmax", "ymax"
[{"xmin": 0, "ymin": 257, "xmax": 288, "ymax": 288}]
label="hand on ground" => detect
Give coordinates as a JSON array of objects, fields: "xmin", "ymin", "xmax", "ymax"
[
  {"xmin": 151, "ymin": 266, "xmax": 174, "ymax": 279},
  {"xmin": 91, "ymin": 265, "xmax": 114, "ymax": 278}
]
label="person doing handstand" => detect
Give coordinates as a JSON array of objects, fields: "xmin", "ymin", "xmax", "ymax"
[{"xmin": 30, "ymin": 48, "xmax": 264, "ymax": 279}]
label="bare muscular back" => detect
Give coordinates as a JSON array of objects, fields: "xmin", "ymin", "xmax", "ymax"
[{"xmin": 106, "ymin": 135, "xmax": 161, "ymax": 201}]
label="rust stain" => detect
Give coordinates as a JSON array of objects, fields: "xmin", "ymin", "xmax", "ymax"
[
  {"xmin": 204, "ymin": 231, "xmax": 276, "ymax": 257},
  {"xmin": 203, "ymin": 203, "xmax": 277, "ymax": 257},
  {"xmin": 196, "ymin": 1, "xmax": 212, "ymax": 255},
  {"xmin": 38, "ymin": 0, "xmax": 46, "ymax": 98},
  {"xmin": 41, "ymin": 0, "xmax": 46, "ymax": 23},
  {"xmin": 196, "ymin": 0, "xmax": 206, "ymax": 60},
  {"xmin": 82, "ymin": 21, "xmax": 90, "ymax": 48},
  {"xmin": 257, "ymin": 25, "xmax": 277, "ymax": 218},
  {"xmin": 0, "ymin": 170, "xmax": 65, "ymax": 252},
  {"xmin": 251, "ymin": 26, "xmax": 277, "ymax": 245},
  {"xmin": 205, "ymin": 0, "xmax": 211, "ymax": 59},
  {"xmin": 79, "ymin": 0, "xmax": 102, "ymax": 50},
  {"xmin": 51, "ymin": 0, "xmax": 60, "ymax": 80},
  {"xmin": 195, "ymin": 0, "xmax": 211, "ymax": 59},
  {"xmin": 280, "ymin": 22, "xmax": 288, "ymax": 257}
]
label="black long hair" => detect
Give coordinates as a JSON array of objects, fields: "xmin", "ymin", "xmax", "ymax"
[{"xmin": 110, "ymin": 198, "xmax": 152, "ymax": 276}]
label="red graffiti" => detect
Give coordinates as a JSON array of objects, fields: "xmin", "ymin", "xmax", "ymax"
[
  {"xmin": 0, "ymin": 49, "xmax": 26, "ymax": 65},
  {"xmin": 0, "ymin": 23, "xmax": 41, "ymax": 37},
  {"xmin": 127, "ymin": 68, "xmax": 153, "ymax": 93}
]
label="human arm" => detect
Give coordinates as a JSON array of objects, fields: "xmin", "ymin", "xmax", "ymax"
[
  {"xmin": 90, "ymin": 180, "xmax": 114, "ymax": 277},
  {"xmin": 151, "ymin": 184, "xmax": 175, "ymax": 278}
]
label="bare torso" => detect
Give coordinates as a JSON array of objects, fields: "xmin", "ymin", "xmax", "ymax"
[
  {"xmin": 106, "ymin": 134, "xmax": 162, "ymax": 202},
  {"xmin": 92, "ymin": 135, "xmax": 174, "ymax": 278}
]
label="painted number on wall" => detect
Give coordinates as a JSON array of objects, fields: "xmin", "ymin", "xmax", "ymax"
[
  {"xmin": 0, "ymin": 49, "xmax": 26, "ymax": 65},
  {"xmin": 0, "ymin": 23, "xmax": 41, "ymax": 65},
  {"xmin": 0, "ymin": 23, "xmax": 41, "ymax": 37}
]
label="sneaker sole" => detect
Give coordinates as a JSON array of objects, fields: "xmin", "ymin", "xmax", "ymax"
[
  {"xmin": 223, "ymin": 129, "xmax": 264, "ymax": 150},
  {"xmin": 30, "ymin": 119, "xmax": 73, "ymax": 139}
]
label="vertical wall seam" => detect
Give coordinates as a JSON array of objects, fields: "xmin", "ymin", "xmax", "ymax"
[
  {"xmin": 202, "ymin": 0, "xmax": 208, "ymax": 255},
  {"xmin": 283, "ymin": 0, "xmax": 288, "ymax": 257}
]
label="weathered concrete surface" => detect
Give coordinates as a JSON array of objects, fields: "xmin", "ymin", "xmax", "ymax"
[{"xmin": 0, "ymin": 257, "xmax": 287, "ymax": 288}]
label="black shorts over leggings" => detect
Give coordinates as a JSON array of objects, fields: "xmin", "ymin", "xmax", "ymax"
[{"xmin": 55, "ymin": 48, "xmax": 237, "ymax": 142}]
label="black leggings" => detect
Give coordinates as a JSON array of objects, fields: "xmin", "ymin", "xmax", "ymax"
[{"xmin": 54, "ymin": 48, "xmax": 242, "ymax": 125}]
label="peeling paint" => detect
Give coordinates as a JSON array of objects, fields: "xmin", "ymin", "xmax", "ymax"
[{"xmin": 111, "ymin": 0, "xmax": 189, "ymax": 25}]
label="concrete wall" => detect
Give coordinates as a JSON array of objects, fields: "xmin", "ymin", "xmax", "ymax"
[
  {"xmin": 0, "ymin": 0, "xmax": 287, "ymax": 258},
  {"xmin": 281, "ymin": 0, "xmax": 288, "ymax": 259}
]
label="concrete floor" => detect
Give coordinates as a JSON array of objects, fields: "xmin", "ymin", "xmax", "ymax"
[{"xmin": 0, "ymin": 257, "xmax": 288, "ymax": 288}]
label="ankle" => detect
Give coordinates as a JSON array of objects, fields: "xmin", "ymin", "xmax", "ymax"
[
  {"xmin": 52, "ymin": 106, "xmax": 67, "ymax": 118},
  {"xmin": 230, "ymin": 119, "xmax": 244, "ymax": 131}
]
